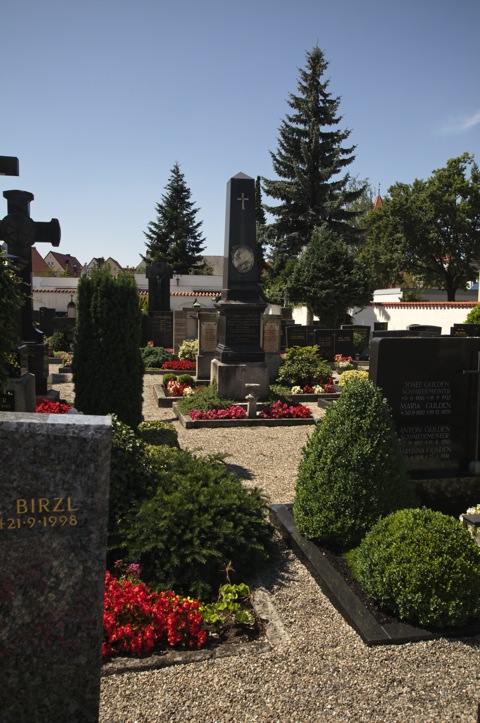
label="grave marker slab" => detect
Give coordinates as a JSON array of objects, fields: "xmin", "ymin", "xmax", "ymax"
[
  {"xmin": 0, "ymin": 413, "xmax": 111, "ymax": 722},
  {"xmin": 370, "ymin": 337, "xmax": 480, "ymax": 478}
]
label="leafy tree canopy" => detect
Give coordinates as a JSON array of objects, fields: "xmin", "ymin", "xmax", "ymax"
[
  {"xmin": 288, "ymin": 225, "xmax": 374, "ymax": 327},
  {"xmin": 359, "ymin": 153, "xmax": 480, "ymax": 299},
  {"xmin": 143, "ymin": 162, "xmax": 206, "ymax": 274}
]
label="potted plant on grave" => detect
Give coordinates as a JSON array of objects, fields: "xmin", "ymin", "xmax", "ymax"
[{"xmin": 333, "ymin": 354, "xmax": 354, "ymax": 373}]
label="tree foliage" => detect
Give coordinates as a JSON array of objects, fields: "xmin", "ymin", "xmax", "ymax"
[
  {"xmin": 359, "ymin": 153, "xmax": 480, "ymax": 299},
  {"xmin": 287, "ymin": 225, "xmax": 374, "ymax": 327},
  {"xmin": 262, "ymin": 46, "xmax": 365, "ymax": 268},
  {"xmin": 73, "ymin": 267, "xmax": 144, "ymax": 428},
  {"xmin": 0, "ymin": 254, "xmax": 24, "ymax": 393},
  {"xmin": 143, "ymin": 162, "xmax": 206, "ymax": 274}
]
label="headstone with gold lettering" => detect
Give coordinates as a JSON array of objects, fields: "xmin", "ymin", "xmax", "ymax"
[
  {"xmin": 0, "ymin": 412, "xmax": 111, "ymax": 722},
  {"xmin": 212, "ymin": 173, "xmax": 269, "ymax": 399}
]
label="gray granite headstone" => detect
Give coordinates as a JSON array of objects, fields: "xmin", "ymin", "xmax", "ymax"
[{"xmin": 0, "ymin": 413, "xmax": 111, "ymax": 723}]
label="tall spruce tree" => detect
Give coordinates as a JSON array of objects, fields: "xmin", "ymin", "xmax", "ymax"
[
  {"xmin": 262, "ymin": 46, "xmax": 365, "ymax": 269},
  {"xmin": 143, "ymin": 162, "xmax": 206, "ymax": 274}
]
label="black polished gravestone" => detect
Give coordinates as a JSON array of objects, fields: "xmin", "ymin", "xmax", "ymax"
[
  {"xmin": 146, "ymin": 261, "xmax": 174, "ymax": 348},
  {"xmin": 370, "ymin": 337, "xmax": 480, "ymax": 480},
  {"xmin": 451, "ymin": 323, "xmax": 480, "ymax": 337},
  {"xmin": 0, "ymin": 190, "xmax": 60, "ymax": 395},
  {"xmin": 313, "ymin": 328, "xmax": 354, "ymax": 361},
  {"xmin": 212, "ymin": 173, "xmax": 269, "ymax": 399}
]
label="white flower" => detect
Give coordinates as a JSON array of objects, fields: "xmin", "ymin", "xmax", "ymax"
[
  {"xmin": 313, "ymin": 385, "xmax": 324, "ymax": 394},
  {"xmin": 183, "ymin": 386, "xmax": 195, "ymax": 397},
  {"xmin": 291, "ymin": 386, "xmax": 302, "ymax": 394}
]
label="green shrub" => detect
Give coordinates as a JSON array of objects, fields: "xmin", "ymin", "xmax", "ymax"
[
  {"xmin": 277, "ymin": 345, "xmax": 332, "ymax": 388},
  {"xmin": 119, "ymin": 446, "xmax": 274, "ymax": 599},
  {"xmin": 176, "ymin": 382, "xmax": 236, "ymax": 414},
  {"xmin": 178, "ymin": 373, "xmax": 195, "ymax": 387},
  {"xmin": 178, "ymin": 338, "xmax": 198, "ymax": 361},
  {"xmin": 109, "ymin": 416, "xmax": 155, "ymax": 534},
  {"xmin": 294, "ymin": 377, "xmax": 417, "ymax": 549},
  {"xmin": 138, "ymin": 420, "xmax": 179, "ymax": 447},
  {"xmin": 354, "ymin": 508, "xmax": 480, "ymax": 628},
  {"xmin": 141, "ymin": 345, "xmax": 176, "ymax": 369},
  {"xmin": 465, "ymin": 305, "xmax": 480, "ymax": 325},
  {"xmin": 46, "ymin": 330, "xmax": 68, "ymax": 353},
  {"xmin": 337, "ymin": 369, "xmax": 369, "ymax": 387},
  {"xmin": 352, "ymin": 332, "xmax": 365, "ymax": 357}
]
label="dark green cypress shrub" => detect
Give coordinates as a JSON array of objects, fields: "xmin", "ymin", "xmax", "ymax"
[
  {"xmin": 294, "ymin": 377, "xmax": 417, "ymax": 549},
  {"xmin": 354, "ymin": 508, "xmax": 480, "ymax": 628},
  {"xmin": 73, "ymin": 268, "xmax": 144, "ymax": 428},
  {"xmin": 119, "ymin": 446, "xmax": 274, "ymax": 599}
]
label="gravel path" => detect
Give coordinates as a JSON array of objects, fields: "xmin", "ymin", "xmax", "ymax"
[{"xmin": 53, "ymin": 372, "xmax": 480, "ymax": 722}]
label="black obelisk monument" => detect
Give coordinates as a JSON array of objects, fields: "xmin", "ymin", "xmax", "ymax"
[{"xmin": 211, "ymin": 172, "xmax": 269, "ymax": 399}]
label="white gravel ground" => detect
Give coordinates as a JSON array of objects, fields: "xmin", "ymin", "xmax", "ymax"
[{"xmin": 53, "ymin": 372, "xmax": 480, "ymax": 722}]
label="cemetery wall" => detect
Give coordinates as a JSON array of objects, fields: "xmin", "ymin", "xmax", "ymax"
[
  {"xmin": 32, "ymin": 274, "xmax": 223, "ymax": 313},
  {"xmin": 292, "ymin": 301, "xmax": 478, "ymax": 336},
  {"xmin": 351, "ymin": 302, "xmax": 477, "ymax": 335}
]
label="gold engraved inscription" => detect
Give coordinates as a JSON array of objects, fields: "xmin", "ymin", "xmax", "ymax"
[{"xmin": 0, "ymin": 496, "xmax": 79, "ymax": 531}]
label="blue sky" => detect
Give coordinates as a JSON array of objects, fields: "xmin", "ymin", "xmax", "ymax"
[{"xmin": 2, "ymin": 0, "xmax": 479, "ymax": 268}]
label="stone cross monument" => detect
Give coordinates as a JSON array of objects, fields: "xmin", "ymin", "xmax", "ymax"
[
  {"xmin": 211, "ymin": 172, "xmax": 269, "ymax": 399},
  {"xmin": 0, "ymin": 189, "xmax": 61, "ymax": 394}
]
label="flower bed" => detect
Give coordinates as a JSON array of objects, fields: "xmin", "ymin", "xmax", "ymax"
[
  {"xmin": 161, "ymin": 360, "xmax": 196, "ymax": 372},
  {"xmin": 173, "ymin": 401, "xmax": 318, "ymax": 429},
  {"xmin": 36, "ymin": 398, "xmax": 73, "ymax": 414},
  {"xmin": 103, "ymin": 567, "xmax": 206, "ymax": 660},
  {"xmin": 258, "ymin": 400, "xmax": 312, "ymax": 419}
]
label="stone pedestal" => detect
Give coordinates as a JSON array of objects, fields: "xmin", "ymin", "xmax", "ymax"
[
  {"xmin": 211, "ymin": 359, "xmax": 269, "ymax": 401},
  {"xmin": 26, "ymin": 341, "xmax": 50, "ymax": 395},
  {"xmin": 5, "ymin": 373, "xmax": 36, "ymax": 412}
]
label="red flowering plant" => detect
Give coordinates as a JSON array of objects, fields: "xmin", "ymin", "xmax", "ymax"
[
  {"xmin": 189, "ymin": 405, "xmax": 247, "ymax": 421},
  {"xmin": 258, "ymin": 400, "xmax": 312, "ymax": 419},
  {"xmin": 36, "ymin": 398, "xmax": 73, "ymax": 414},
  {"xmin": 102, "ymin": 561, "xmax": 206, "ymax": 660},
  {"xmin": 161, "ymin": 360, "xmax": 196, "ymax": 372}
]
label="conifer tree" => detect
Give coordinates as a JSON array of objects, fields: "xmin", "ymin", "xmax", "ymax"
[
  {"xmin": 73, "ymin": 268, "xmax": 143, "ymax": 428},
  {"xmin": 255, "ymin": 175, "xmax": 268, "ymax": 272},
  {"xmin": 143, "ymin": 163, "xmax": 206, "ymax": 274},
  {"xmin": 263, "ymin": 46, "xmax": 365, "ymax": 269}
]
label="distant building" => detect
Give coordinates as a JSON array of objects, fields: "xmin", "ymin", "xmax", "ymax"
[
  {"xmin": 32, "ymin": 247, "xmax": 52, "ymax": 275},
  {"xmin": 44, "ymin": 251, "xmax": 82, "ymax": 277},
  {"xmin": 83, "ymin": 257, "xmax": 124, "ymax": 277}
]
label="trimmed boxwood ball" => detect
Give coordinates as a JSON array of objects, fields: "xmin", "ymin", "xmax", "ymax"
[
  {"xmin": 137, "ymin": 420, "xmax": 179, "ymax": 448},
  {"xmin": 294, "ymin": 377, "xmax": 417, "ymax": 549},
  {"xmin": 119, "ymin": 446, "xmax": 274, "ymax": 599},
  {"xmin": 354, "ymin": 508, "xmax": 480, "ymax": 629}
]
